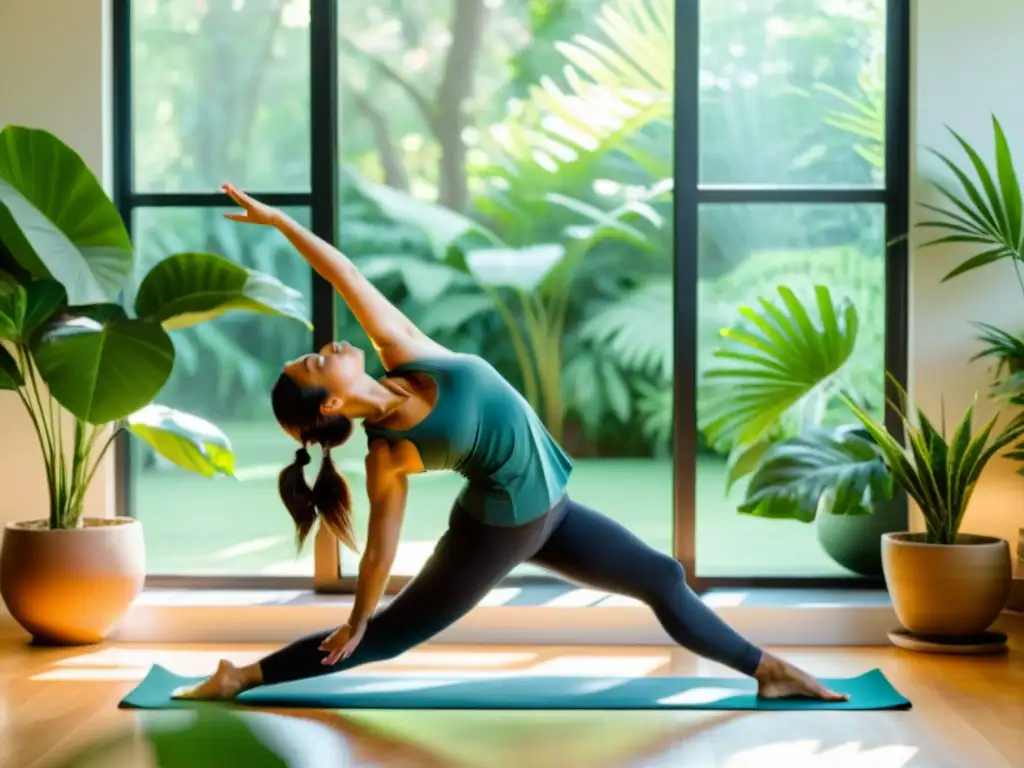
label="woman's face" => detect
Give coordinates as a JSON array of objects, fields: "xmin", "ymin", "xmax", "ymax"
[{"xmin": 282, "ymin": 340, "xmax": 367, "ymax": 416}]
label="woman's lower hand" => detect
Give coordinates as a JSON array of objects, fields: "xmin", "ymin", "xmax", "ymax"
[
  {"xmin": 221, "ymin": 183, "xmax": 283, "ymax": 227},
  {"xmin": 319, "ymin": 621, "xmax": 367, "ymax": 666}
]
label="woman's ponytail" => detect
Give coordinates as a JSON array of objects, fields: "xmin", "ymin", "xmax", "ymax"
[
  {"xmin": 277, "ymin": 440, "xmax": 358, "ymax": 554},
  {"xmin": 278, "ymin": 446, "xmax": 319, "ymax": 550},
  {"xmin": 271, "ymin": 371, "xmax": 359, "ymax": 554},
  {"xmin": 312, "ymin": 445, "xmax": 358, "ymax": 553}
]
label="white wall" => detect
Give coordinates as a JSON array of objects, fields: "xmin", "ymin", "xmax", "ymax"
[
  {"xmin": 0, "ymin": 0, "xmax": 113, "ymax": 543},
  {"xmin": 911, "ymin": 0, "xmax": 1024, "ymax": 555}
]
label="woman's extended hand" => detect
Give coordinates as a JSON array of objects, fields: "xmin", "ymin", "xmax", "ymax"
[
  {"xmin": 221, "ymin": 183, "xmax": 282, "ymax": 226},
  {"xmin": 319, "ymin": 621, "xmax": 368, "ymax": 666}
]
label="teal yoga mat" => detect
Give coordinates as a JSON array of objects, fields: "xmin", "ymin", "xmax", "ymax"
[{"xmin": 120, "ymin": 665, "xmax": 910, "ymax": 711}]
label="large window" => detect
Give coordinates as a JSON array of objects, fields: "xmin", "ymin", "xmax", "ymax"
[{"xmin": 114, "ymin": 0, "xmax": 908, "ymax": 588}]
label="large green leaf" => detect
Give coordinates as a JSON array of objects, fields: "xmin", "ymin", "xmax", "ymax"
[
  {"xmin": 357, "ymin": 254, "xmax": 467, "ymax": 304},
  {"xmin": 0, "ymin": 271, "xmax": 67, "ymax": 343},
  {"xmin": 126, "ymin": 404, "xmax": 235, "ymax": 478},
  {"xmin": 0, "ymin": 126, "xmax": 133, "ymax": 305},
  {"xmin": 132, "ymin": 251, "xmax": 311, "ymax": 332},
  {"xmin": 699, "ymin": 285, "xmax": 859, "ymax": 448},
  {"xmin": 0, "ymin": 344, "xmax": 22, "ymax": 389},
  {"xmin": 353, "ymin": 175, "xmax": 502, "ymax": 259},
  {"xmin": 0, "ymin": 270, "xmax": 24, "ymax": 340},
  {"xmin": 739, "ymin": 426, "xmax": 893, "ymax": 523},
  {"xmin": 462, "ymin": 244, "xmax": 567, "ymax": 291},
  {"xmin": 31, "ymin": 305, "xmax": 175, "ymax": 424}
]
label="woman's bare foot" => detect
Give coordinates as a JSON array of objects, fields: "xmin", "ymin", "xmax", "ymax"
[
  {"xmin": 171, "ymin": 660, "xmax": 262, "ymax": 702},
  {"xmin": 754, "ymin": 653, "xmax": 849, "ymax": 702}
]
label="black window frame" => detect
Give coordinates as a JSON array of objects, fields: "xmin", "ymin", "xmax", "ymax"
[{"xmin": 112, "ymin": 0, "xmax": 911, "ymax": 593}]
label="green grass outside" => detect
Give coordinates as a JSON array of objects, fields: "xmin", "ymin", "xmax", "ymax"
[{"xmin": 133, "ymin": 422, "xmax": 851, "ymax": 578}]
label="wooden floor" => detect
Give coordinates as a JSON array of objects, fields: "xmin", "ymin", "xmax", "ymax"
[{"xmin": 2, "ymin": 614, "xmax": 1022, "ymax": 768}]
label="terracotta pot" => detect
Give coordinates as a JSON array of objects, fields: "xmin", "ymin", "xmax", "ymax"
[
  {"xmin": 0, "ymin": 517, "xmax": 145, "ymax": 645},
  {"xmin": 882, "ymin": 531, "xmax": 1011, "ymax": 637}
]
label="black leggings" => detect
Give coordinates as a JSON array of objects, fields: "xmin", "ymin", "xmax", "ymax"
[{"xmin": 259, "ymin": 497, "xmax": 764, "ymax": 685}]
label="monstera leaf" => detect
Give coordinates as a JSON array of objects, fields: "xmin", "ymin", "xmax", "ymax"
[
  {"xmin": 132, "ymin": 251, "xmax": 311, "ymax": 331},
  {"xmin": 31, "ymin": 305, "xmax": 175, "ymax": 424},
  {"xmin": 739, "ymin": 425, "xmax": 893, "ymax": 522},
  {"xmin": 126, "ymin": 405, "xmax": 235, "ymax": 477},
  {"xmin": 0, "ymin": 126, "xmax": 133, "ymax": 305},
  {"xmin": 700, "ymin": 285, "xmax": 859, "ymax": 449}
]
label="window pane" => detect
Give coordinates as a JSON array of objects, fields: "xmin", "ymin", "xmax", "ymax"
[
  {"xmin": 131, "ymin": 0, "xmax": 311, "ymax": 192},
  {"xmin": 130, "ymin": 207, "xmax": 313, "ymax": 576},
  {"xmin": 696, "ymin": 203, "xmax": 895, "ymax": 578},
  {"xmin": 699, "ymin": 0, "xmax": 886, "ymax": 186},
  {"xmin": 336, "ymin": 0, "xmax": 675, "ymax": 577}
]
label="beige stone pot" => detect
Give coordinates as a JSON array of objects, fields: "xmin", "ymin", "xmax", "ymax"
[
  {"xmin": 0, "ymin": 517, "xmax": 145, "ymax": 645},
  {"xmin": 882, "ymin": 532, "xmax": 1011, "ymax": 637}
]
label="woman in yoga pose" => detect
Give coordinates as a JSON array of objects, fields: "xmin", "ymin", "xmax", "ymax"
[{"xmin": 178, "ymin": 184, "xmax": 848, "ymax": 703}]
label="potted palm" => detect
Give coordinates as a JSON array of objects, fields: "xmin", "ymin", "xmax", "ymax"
[
  {"xmin": 0, "ymin": 126, "xmax": 310, "ymax": 645},
  {"xmin": 841, "ymin": 387, "xmax": 1021, "ymax": 643},
  {"xmin": 700, "ymin": 284, "xmax": 903, "ymax": 577},
  {"xmin": 702, "ymin": 286, "xmax": 1020, "ymax": 641}
]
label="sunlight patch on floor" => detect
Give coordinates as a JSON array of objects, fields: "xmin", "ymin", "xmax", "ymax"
[
  {"xmin": 29, "ymin": 646, "xmax": 669, "ymax": 683},
  {"xmin": 723, "ymin": 740, "xmax": 919, "ymax": 768}
]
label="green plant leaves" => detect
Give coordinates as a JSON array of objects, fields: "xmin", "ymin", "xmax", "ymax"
[
  {"xmin": 354, "ymin": 175, "xmax": 502, "ymax": 259},
  {"xmin": 840, "ymin": 383, "xmax": 1024, "ymax": 543},
  {"xmin": 700, "ymin": 285, "xmax": 859, "ymax": 449},
  {"xmin": 0, "ymin": 270, "xmax": 24, "ymax": 340},
  {"xmin": 132, "ymin": 251, "xmax": 311, "ymax": 331},
  {"xmin": 0, "ymin": 344, "xmax": 22, "ymax": 389},
  {"xmin": 918, "ymin": 116, "xmax": 1024, "ymax": 281},
  {"xmin": 0, "ymin": 271, "xmax": 67, "ymax": 344},
  {"xmin": 461, "ymin": 244, "xmax": 567, "ymax": 291},
  {"xmin": 126, "ymin": 405, "xmax": 235, "ymax": 477},
  {"xmin": 31, "ymin": 305, "xmax": 175, "ymax": 424},
  {"xmin": 739, "ymin": 426, "xmax": 893, "ymax": 522},
  {"xmin": 0, "ymin": 126, "xmax": 133, "ymax": 305}
]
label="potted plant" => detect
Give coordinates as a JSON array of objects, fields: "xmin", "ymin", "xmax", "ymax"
[
  {"xmin": 700, "ymin": 284, "xmax": 904, "ymax": 577},
  {"xmin": 841, "ymin": 386, "xmax": 1021, "ymax": 639},
  {"xmin": 0, "ymin": 126, "xmax": 310, "ymax": 645}
]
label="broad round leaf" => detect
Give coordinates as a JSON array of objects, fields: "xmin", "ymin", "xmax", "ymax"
[
  {"xmin": 31, "ymin": 305, "xmax": 175, "ymax": 424},
  {"xmin": 127, "ymin": 405, "xmax": 235, "ymax": 477},
  {"xmin": 464, "ymin": 244, "xmax": 566, "ymax": 290},
  {"xmin": 133, "ymin": 251, "xmax": 311, "ymax": 331},
  {"xmin": 22, "ymin": 279, "xmax": 67, "ymax": 340},
  {"xmin": 0, "ymin": 344, "xmax": 23, "ymax": 389},
  {"xmin": 0, "ymin": 126, "xmax": 133, "ymax": 305},
  {"xmin": 739, "ymin": 426, "xmax": 893, "ymax": 522},
  {"xmin": 0, "ymin": 273, "xmax": 66, "ymax": 343}
]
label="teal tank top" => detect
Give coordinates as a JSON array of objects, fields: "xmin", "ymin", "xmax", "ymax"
[{"xmin": 364, "ymin": 354, "xmax": 573, "ymax": 527}]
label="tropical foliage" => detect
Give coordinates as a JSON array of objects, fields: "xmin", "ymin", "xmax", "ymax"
[
  {"xmin": 129, "ymin": 0, "xmax": 887, "ymax": 464},
  {"xmin": 916, "ymin": 116, "xmax": 1024, "ymax": 414},
  {"xmin": 0, "ymin": 126, "xmax": 309, "ymax": 529},
  {"xmin": 843, "ymin": 383, "xmax": 1024, "ymax": 545},
  {"xmin": 699, "ymin": 284, "xmax": 890, "ymax": 521}
]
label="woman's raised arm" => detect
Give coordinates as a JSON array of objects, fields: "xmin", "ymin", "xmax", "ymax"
[{"xmin": 222, "ymin": 184, "xmax": 446, "ymax": 369}]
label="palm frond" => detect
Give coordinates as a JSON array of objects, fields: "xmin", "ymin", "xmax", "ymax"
[{"xmin": 700, "ymin": 285, "xmax": 859, "ymax": 449}]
